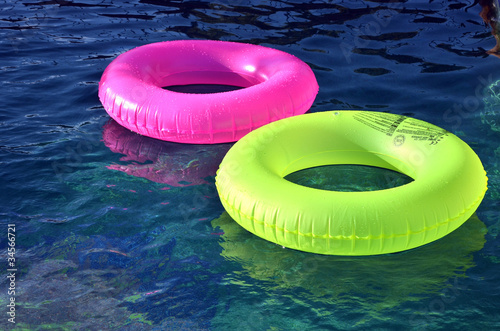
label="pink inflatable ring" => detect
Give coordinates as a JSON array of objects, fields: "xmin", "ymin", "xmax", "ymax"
[{"xmin": 98, "ymin": 40, "xmax": 319, "ymax": 144}]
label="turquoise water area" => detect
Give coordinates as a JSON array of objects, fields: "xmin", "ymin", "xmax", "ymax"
[{"xmin": 1, "ymin": 0, "xmax": 499, "ymax": 329}]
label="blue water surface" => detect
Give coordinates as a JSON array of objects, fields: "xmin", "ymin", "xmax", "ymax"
[{"xmin": 1, "ymin": 0, "xmax": 499, "ymax": 330}]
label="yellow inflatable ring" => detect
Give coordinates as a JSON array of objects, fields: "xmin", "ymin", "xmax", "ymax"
[{"xmin": 215, "ymin": 111, "xmax": 488, "ymax": 255}]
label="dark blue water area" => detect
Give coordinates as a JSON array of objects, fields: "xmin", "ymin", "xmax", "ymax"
[{"xmin": 1, "ymin": 0, "xmax": 499, "ymax": 329}]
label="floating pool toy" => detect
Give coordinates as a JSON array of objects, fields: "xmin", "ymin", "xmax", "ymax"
[
  {"xmin": 215, "ymin": 111, "xmax": 488, "ymax": 255},
  {"xmin": 98, "ymin": 40, "xmax": 318, "ymax": 144}
]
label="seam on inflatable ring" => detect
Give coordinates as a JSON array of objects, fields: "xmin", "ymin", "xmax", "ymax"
[{"xmin": 218, "ymin": 172, "xmax": 487, "ymax": 241}]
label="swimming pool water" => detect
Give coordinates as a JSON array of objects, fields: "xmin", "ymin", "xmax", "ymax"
[{"xmin": 1, "ymin": 0, "xmax": 499, "ymax": 329}]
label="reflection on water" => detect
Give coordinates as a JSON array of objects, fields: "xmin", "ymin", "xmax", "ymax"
[
  {"xmin": 212, "ymin": 212, "xmax": 486, "ymax": 321},
  {"xmin": 102, "ymin": 120, "xmax": 231, "ymax": 186}
]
